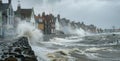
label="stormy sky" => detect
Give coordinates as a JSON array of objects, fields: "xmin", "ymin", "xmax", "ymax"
[{"xmin": 3, "ymin": 0, "xmax": 120, "ymax": 29}]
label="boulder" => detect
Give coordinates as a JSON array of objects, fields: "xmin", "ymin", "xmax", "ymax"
[{"xmin": 4, "ymin": 56, "xmax": 18, "ymax": 61}]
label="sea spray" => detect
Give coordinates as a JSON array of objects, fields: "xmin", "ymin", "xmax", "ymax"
[
  {"xmin": 16, "ymin": 21, "xmax": 50, "ymax": 61},
  {"xmin": 15, "ymin": 20, "xmax": 120, "ymax": 61},
  {"xmin": 55, "ymin": 17, "xmax": 61, "ymax": 31},
  {"xmin": 16, "ymin": 21, "xmax": 43, "ymax": 45},
  {"xmin": 55, "ymin": 19, "xmax": 86, "ymax": 36},
  {"xmin": 16, "ymin": 19, "xmax": 87, "ymax": 61}
]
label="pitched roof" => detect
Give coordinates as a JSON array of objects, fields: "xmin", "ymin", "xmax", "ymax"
[
  {"xmin": 14, "ymin": 8, "xmax": 33, "ymax": 18},
  {"xmin": 20, "ymin": 9, "xmax": 32, "ymax": 18}
]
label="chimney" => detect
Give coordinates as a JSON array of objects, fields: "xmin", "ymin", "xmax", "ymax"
[
  {"xmin": 8, "ymin": 0, "xmax": 11, "ymax": 4},
  {"xmin": 38, "ymin": 14, "xmax": 40, "ymax": 17},
  {"xmin": 42, "ymin": 12, "xmax": 45, "ymax": 17},
  {"xmin": 57, "ymin": 14, "xmax": 60, "ymax": 21}
]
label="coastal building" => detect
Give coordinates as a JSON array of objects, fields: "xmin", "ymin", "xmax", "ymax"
[
  {"xmin": 97, "ymin": 28, "xmax": 103, "ymax": 33},
  {"xmin": 14, "ymin": 3, "xmax": 36, "ymax": 27},
  {"xmin": 0, "ymin": 0, "xmax": 14, "ymax": 37},
  {"xmin": 88, "ymin": 24, "xmax": 97, "ymax": 33},
  {"xmin": 41, "ymin": 12, "xmax": 55, "ymax": 34},
  {"xmin": 42, "ymin": 12, "xmax": 51, "ymax": 34},
  {"xmin": 34, "ymin": 14, "xmax": 44, "ymax": 31},
  {"xmin": 50, "ymin": 14, "xmax": 55, "ymax": 34},
  {"xmin": 35, "ymin": 12, "xmax": 100, "ymax": 34}
]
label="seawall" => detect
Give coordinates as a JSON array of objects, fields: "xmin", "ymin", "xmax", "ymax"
[{"xmin": 0, "ymin": 37, "xmax": 38, "ymax": 61}]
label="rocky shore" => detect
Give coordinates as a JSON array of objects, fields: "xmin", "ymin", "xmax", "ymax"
[{"xmin": 0, "ymin": 37, "xmax": 38, "ymax": 61}]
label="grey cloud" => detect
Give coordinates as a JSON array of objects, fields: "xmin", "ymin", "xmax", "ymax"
[
  {"xmin": 104, "ymin": 0, "xmax": 119, "ymax": 1},
  {"xmin": 10, "ymin": 0, "xmax": 120, "ymax": 28},
  {"xmin": 47, "ymin": 0, "xmax": 61, "ymax": 4}
]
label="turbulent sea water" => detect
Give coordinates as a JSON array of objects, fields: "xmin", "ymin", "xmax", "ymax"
[
  {"xmin": 11, "ymin": 21, "xmax": 120, "ymax": 61},
  {"xmin": 15, "ymin": 23, "xmax": 120, "ymax": 61},
  {"xmin": 30, "ymin": 34, "xmax": 120, "ymax": 61},
  {"xmin": 1, "ymin": 28, "xmax": 120, "ymax": 61}
]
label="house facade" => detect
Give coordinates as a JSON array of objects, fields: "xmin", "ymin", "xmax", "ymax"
[
  {"xmin": 0, "ymin": 0, "xmax": 14, "ymax": 37},
  {"xmin": 34, "ymin": 14, "xmax": 44, "ymax": 31},
  {"xmin": 41, "ymin": 12, "xmax": 55, "ymax": 34},
  {"xmin": 14, "ymin": 5, "xmax": 36, "ymax": 27}
]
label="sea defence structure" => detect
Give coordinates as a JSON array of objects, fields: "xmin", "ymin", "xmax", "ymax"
[{"xmin": 0, "ymin": 37, "xmax": 38, "ymax": 61}]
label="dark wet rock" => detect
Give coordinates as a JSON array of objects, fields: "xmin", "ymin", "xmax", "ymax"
[
  {"xmin": 8, "ymin": 46, "xmax": 13, "ymax": 53},
  {"xmin": 0, "ymin": 37, "xmax": 38, "ymax": 61},
  {"xmin": 23, "ymin": 47, "xmax": 29, "ymax": 51},
  {"xmin": 8, "ymin": 52, "xmax": 17, "ymax": 55},
  {"xmin": 23, "ymin": 47, "xmax": 31, "ymax": 50},
  {"xmin": 56, "ymin": 51, "xmax": 68, "ymax": 56},
  {"xmin": 23, "ymin": 48, "xmax": 33, "ymax": 55},
  {"xmin": 3, "ymin": 52, "xmax": 9, "ymax": 55},
  {"xmin": 28, "ymin": 50, "xmax": 35, "ymax": 55},
  {"xmin": 12, "ymin": 43, "xmax": 15, "ymax": 46},
  {"xmin": 24, "ymin": 56, "xmax": 37, "ymax": 61},
  {"xmin": 4, "ymin": 56, "xmax": 18, "ymax": 61},
  {"xmin": 14, "ymin": 48, "xmax": 22, "ymax": 54},
  {"xmin": 1, "ymin": 55, "xmax": 5, "ymax": 58},
  {"xmin": 15, "ymin": 54, "xmax": 24, "ymax": 58},
  {"xmin": 0, "ymin": 60, "xmax": 4, "ymax": 61}
]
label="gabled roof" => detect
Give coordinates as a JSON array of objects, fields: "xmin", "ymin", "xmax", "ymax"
[
  {"xmin": 20, "ymin": 9, "xmax": 32, "ymax": 18},
  {"xmin": 15, "ymin": 8, "xmax": 33, "ymax": 18}
]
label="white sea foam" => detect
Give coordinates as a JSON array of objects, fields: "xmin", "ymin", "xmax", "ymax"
[
  {"xmin": 16, "ymin": 20, "xmax": 46, "ymax": 61},
  {"xmin": 55, "ymin": 17, "xmax": 86, "ymax": 36},
  {"xmin": 16, "ymin": 21, "xmax": 43, "ymax": 45},
  {"xmin": 16, "ymin": 18, "xmax": 88, "ymax": 61}
]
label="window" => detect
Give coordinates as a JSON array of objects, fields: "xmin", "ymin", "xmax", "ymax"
[
  {"xmin": 9, "ymin": 8, "xmax": 11, "ymax": 15},
  {"xmin": 39, "ymin": 19, "xmax": 42, "ymax": 22}
]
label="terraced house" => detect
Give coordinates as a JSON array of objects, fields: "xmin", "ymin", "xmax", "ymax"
[
  {"xmin": 0, "ymin": 0, "xmax": 14, "ymax": 37},
  {"xmin": 14, "ymin": 3, "xmax": 37, "ymax": 28}
]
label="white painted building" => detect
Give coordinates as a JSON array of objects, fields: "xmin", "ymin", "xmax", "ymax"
[
  {"xmin": 0, "ymin": 0, "xmax": 15, "ymax": 37},
  {"xmin": 14, "ymin": 4, "xmax": 37, "ymax": 28}
]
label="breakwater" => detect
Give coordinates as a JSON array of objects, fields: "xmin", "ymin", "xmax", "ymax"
[{"xmin": 0, "ymin": 37, "xmax": 38, "ymax": 61}]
